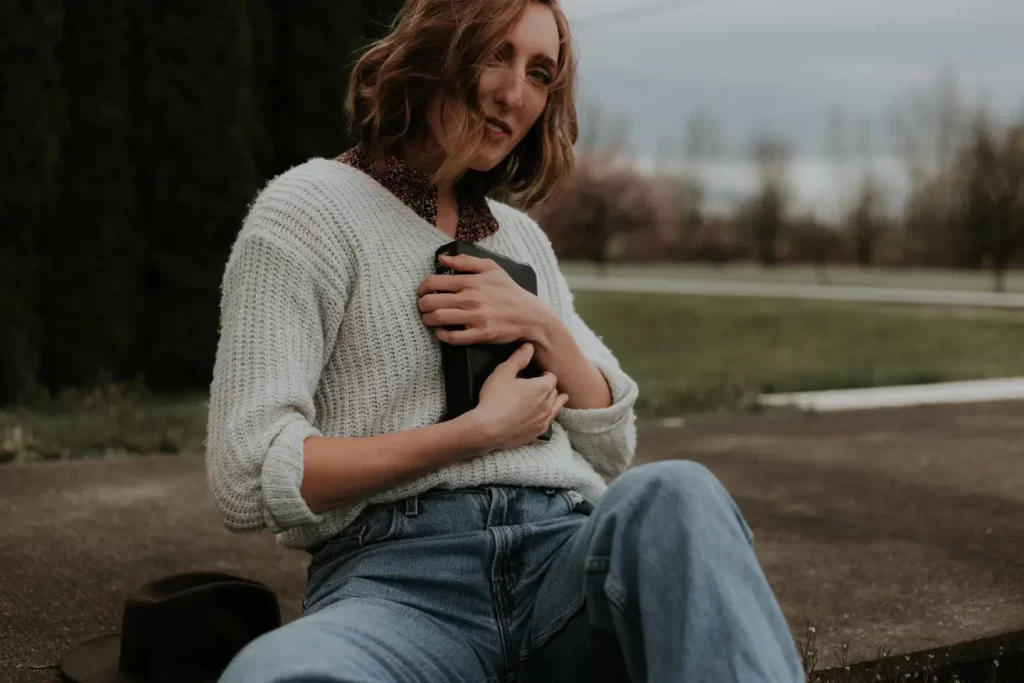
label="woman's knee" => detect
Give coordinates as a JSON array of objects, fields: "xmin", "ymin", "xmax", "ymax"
[
  {"xmin": 608, "ymin": 460, "xmax": 726, "ymax": 508},
  {"xmin": 604, "ymin": 460, "xmax": 752, "ymax": 542},
  {"xmin": 219, "ymin": 622, "xmax": 339, "ymax": 683}
]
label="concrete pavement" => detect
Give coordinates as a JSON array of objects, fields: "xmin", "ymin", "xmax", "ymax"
[
  {"xmin": 760, "ymin": 376, "xmax": 1024, "ymax": 412},
  {"xmin": 565, "ymin": 274, "xmax": 1024, "ymax": 308},
  {"xmin": 3, "ymin": 401, "xmax": 1024, "ymax": 680}
]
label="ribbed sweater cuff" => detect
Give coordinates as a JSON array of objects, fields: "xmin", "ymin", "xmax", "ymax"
[
  {"xmin": 260, "ymin": 418, "xmax": 323, "ymax": 533},
  {"xmin": 557, "ymin": 357, "xmax": 638, "ymax": 435}
]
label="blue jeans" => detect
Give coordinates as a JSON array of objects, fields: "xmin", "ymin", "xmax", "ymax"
[{"xmin": 221, "ymin": 461, "xmax": 804, "ymax": 682}]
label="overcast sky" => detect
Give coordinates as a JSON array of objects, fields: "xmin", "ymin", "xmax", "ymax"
[{"xmin": 558, "ymin": 0, "xmax": 1024, "ymax": 161}]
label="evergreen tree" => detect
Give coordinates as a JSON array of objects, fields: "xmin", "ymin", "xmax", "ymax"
[
  {"xmin": 137, "ymin": 0, "xmax": 258, "ymax": 391},
  {"xmin": 248, "ymin": 0, "xmax": 278, "ymax": 186},
  {"xmin": 0, "ymin": 1, "xmax": 65, "ymax": 404},
  {"xmin": 267, "ymin": 1, "xmax": 368, "ymax": 171},
  {"xmin": 41, "ymin": 0, "xmax": 144, "ymax": 391},
  {"xmin": 267, "ymin": 0, "xmax": 405, "ymax": 172}
]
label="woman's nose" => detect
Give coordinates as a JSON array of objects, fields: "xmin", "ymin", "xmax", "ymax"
[{"xmin": 495, "ymin": 69, "xmax": 524, "ymax": 110}]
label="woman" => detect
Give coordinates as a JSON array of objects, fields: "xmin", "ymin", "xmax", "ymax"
[{"xmin": 207, "ymin": 0, "xmax": 805, "ymax": 681}]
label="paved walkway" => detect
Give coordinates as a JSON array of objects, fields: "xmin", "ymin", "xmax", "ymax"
[
  {"xmin": 3, "ymin": 401, "xmax": 1024, "ymax": 681},
  {"xmin": 566, "ymin": 274, "xmax": 1024, "ymax": 308},
  {"xmin": 760, "ymin": 376, "xmax": 1024, "ymax": 412}
]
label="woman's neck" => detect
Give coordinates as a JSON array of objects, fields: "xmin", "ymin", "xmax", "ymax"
[{"xmin": 401, "ymin": 139, "xmax": 461, "ymax": 238}]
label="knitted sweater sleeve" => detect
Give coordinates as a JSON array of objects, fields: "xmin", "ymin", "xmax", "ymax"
[
  {"xmin": 205, "ymin": 194, "xmax": 344, "ymax": 534},
  {"xmin": 526, "ymin": 219, "xmax": 640, "ymax": 480}
]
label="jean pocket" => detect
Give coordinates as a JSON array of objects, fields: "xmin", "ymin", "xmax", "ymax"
[
  {"xmin": 559, "ymin": 490, "xmax": 594, "ymax": 516},
  {"xmin": 556, "ymin": 490, "xmax": 584, "ymax": 514},
  {"xmin": 306, "ymin": 503, "xmax": 400, "ymax": 579}
]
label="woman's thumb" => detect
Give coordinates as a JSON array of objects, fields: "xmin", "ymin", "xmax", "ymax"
[{"xmin": 506, "ymin": 342, "xmax": 534, "ymax": 371}]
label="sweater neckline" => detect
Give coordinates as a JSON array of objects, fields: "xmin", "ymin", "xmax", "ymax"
[
  {"xmin": 322, "ymin": 157, "xmax": 494, "ymax": 246},
  {"xmin": 334, "ymin": 145, "xmax": 499, "ymax": 244}
]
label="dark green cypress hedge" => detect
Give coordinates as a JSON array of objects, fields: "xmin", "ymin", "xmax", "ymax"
[
  {"xmin": 0, "ymin": 0, "xmax": 66, "ymax": 404},
  {"xmin": 0, "ymin": 0, "xmax": 406, "ymax": 404},
  {"xmin": 40, "ymin": 0, "xmax": 143, "ymax": 391},
  {"xmin": 136, "ymin": 0, "xmax": 259, "ymax": 392}
]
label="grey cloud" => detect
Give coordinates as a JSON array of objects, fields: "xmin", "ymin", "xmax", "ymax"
[{"xmin": 559, "ymin": 0, "xmax": 1024, "ymax": 158}]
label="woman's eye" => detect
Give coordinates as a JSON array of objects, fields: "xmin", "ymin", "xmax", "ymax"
[{"xmin": 531, "ymin": 70, "xmax": 552, "ymax": 85}]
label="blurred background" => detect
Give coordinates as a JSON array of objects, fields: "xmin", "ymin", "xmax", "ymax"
[{"xmin": 1, "ymin": 0, "xmax": 1022, "ymax": 461}]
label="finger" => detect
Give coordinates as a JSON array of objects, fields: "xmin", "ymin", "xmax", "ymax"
[
  {"xmin": 553, "ymin": 393, "xmax": 569, "ymax": 414},
  {"xmin": 541, "ymin": 371, "xmax": 558, "ymax": 390},
  {"xmin": 434, "ymin": 326, "xmax": 483, "ymax": 345},
  {"xmin": 422, "ymin": 308, "xmax": 473, "ymax": 327},
  {"xmin": 497, "ymin": 342, "xmax": 534, "ymax": 374},
  {"xmin": 438, "ymin": 253, "xmax": 496, "ymax": 274},
  {"xmin": 417, "ymin": 292, "xmax": 463, "ymax": 313},
  {"xmin": 418, "ymin": 273, "xmax": 474, "ymax": 296}
]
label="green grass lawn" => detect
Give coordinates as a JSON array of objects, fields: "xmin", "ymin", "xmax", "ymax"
[
  {"xmin": 560, "ymin": 261, "xmax": 1024, "ymax": 293},
  {"xmin": 0, "ymin": 386, "xmax": 209, "ymax": 464},
  {"xmin": 3, "ymin": 292, "xmax": 1023, "ymax": 461},
  {"xmin": 573, "ymin": 291, "xmax": 1024, "ymax": 417}
]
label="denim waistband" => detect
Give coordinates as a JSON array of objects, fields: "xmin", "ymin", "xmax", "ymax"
[
  {"xmin": 399, "ymin": 485, "xmax": 572, "ymax": 519},
  {"xmin": 306, "ymin": 485, "xmax": 582, "ymax": 556}
]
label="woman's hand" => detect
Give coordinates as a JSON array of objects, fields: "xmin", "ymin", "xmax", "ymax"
[
  {"xmin": 417, "ymin": 253, "xmax": 554, "ymax": 346},
  {"xmin": 471, "ymin": 343, "xmax": 569, "ymax": 450}
]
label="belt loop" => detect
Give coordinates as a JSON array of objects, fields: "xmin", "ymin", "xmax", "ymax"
[{"xmin": 405, "ymin": 495, "xmax": 419, "ymax": 518}]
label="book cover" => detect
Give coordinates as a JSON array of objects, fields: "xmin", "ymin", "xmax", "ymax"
[{"xmin": 433, "ymin": 240, "xmax": 553, "ymax": 441}]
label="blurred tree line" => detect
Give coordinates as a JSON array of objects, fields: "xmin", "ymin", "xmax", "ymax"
[
  {"xmin": 536, "ymin": 69, "xmax": 1024, "ymax": 292},
  {"xmin": 0, "ymin": 0, "xmax": 403, "ymax": 405}
]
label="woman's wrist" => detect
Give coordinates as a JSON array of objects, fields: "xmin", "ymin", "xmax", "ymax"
[
  {"xmin": 447, "ymin": 409, "xmax": 495, "ymax": 459},
  {"xmin": 525, "ymin": 306, "xmax": 562, "ymax": 351},
  {"xmin": 524, "ymin": 309, "xmax": 613, "ymax": 410},
  {"xmin": 300, "ymin": 414, "xmax": 493, "ymax": 514}
]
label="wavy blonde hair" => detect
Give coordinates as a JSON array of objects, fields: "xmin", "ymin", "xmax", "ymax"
[{"xmin": 346, "ymin": 0, "xmax": 578, "ymax": 209}]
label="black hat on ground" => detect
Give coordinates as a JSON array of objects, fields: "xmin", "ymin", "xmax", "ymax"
[{"xmin": 59, "ymin": 571, "xmax": 281, "ymax": 683}]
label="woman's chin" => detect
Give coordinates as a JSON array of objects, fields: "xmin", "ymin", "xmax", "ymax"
[{"xmin": 467, "ymin": 147, "xmax": 510, "ymax": 173}]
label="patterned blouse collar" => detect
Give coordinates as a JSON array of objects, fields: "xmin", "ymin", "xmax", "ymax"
[{"xmin": 336, "ymin": 145, "xmax": 500, "ymax": 244}]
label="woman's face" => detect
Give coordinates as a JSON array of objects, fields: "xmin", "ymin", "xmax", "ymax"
[{"xmin": 427, "ymin": 2, "xmax": 560, "ymax": 173}]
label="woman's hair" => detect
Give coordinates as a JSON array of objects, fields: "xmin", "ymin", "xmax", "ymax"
[{"xmin": 346, "ymin": 0, "xmax": 578, "ymax": 209}]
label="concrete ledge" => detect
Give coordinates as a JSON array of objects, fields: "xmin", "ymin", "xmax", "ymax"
[
  {"xmin": 759, "ymin": 377, "xmax": 1024, "ymax": 412},
  {"xmin": 566, "ymin": 275, "xmax": 1024, "ymax": 308},
  {"xmin": 3, "ymin": 401, "xmax": 1024, "ymax": 681}
]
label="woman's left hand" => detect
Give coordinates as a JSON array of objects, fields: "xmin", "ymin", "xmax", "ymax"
[{"xmin": 417, "ymin": 253, "xmax": 552, "ymax": 345}]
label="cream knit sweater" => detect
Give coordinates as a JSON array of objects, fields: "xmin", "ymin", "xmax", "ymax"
[{"xmin": 205, "ymin": 158, "xmax": 639, "ymax": 549}]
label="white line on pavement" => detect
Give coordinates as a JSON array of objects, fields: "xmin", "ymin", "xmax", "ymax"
[
  {"xmin": 758, "ymin": 377, "xmax": 1024, "ymax": 412},
  {"xmin": 565, "ymin": 275, "xmax": 1024, "ymax": 309}
]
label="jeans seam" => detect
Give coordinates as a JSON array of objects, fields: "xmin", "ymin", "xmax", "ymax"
[
  {"xmin": 596, "ymin": 571, "xmax": 641, "ymax": 629},
  {"xmin": 519, "ymin": 592, "xmax": 586, "ymax": 661}
]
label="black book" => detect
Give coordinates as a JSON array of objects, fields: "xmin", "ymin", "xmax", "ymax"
[{"xmin": 434, "ymin": 240, "xmax": 553, "ymax": 441}]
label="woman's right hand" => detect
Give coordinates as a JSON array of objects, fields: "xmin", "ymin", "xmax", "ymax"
[{"xmin": 472, "ymin": 343, "xmax": 568, "ymax": 451}]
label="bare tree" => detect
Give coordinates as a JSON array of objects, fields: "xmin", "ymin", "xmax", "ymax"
[
  {"xmin": 842, "ymin": 118, "xmax": 888, "ymax": 265},
  {"xmin": 887, "ymin": 108, "xmax": 928, "ymax": 192},
  {"xmin": 787, "ymin": 214, "xmax": 843, "ymax": 283},
  {"xmin": 887, "ymin": 65, "xmax": 967, "ymax": 190},
  {"xmin": 579, "ymin": 100, "xmax": 604, "ymax": 156},
  {"xmin": 964, "ymin": 114, "xmax": 1024, "ymax": 291},
  {"xmin": 684, "ymin": 108, "xmax": 724, "ymax": 165},
  {"xmin": 933, "ymin": 65, "xmax": 966, "ymax": 171},
  {"xmin": 747, "ymin": 134, "xmax": 792, "ymax": 266},
  {"xmin": 846, "ymin": 170, "xmax": 885, "ymax": 266},
  {"xmin": 825, "ymin": 107, "xmax": 851, "ymax": 224}
]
